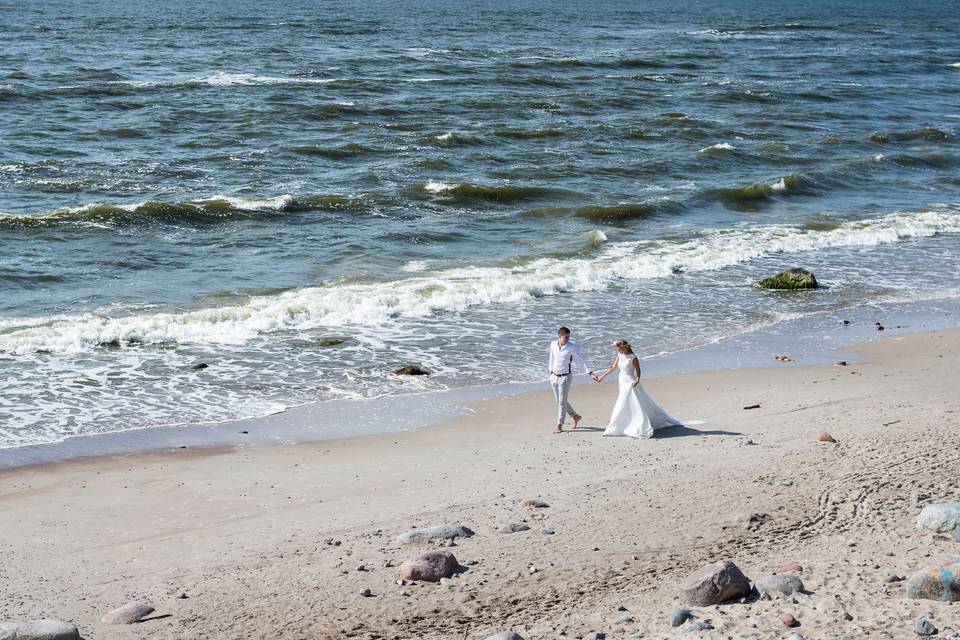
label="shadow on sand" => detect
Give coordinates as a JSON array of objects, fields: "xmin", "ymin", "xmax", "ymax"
[{"xmin": 654, "ymin": 424, "xmax": 742, "ymax": 438}]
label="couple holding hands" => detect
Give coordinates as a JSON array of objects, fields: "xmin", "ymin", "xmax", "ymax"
[{"xmin": 548, "ymin": 326, "xmax": 681, "ymax": 438}]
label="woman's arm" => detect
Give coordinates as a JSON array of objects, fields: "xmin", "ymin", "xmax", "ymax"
[
  {"xmin": 596, "ymin": 355, "xmax": 619, "ymax": 382},
  {"xmin": 631, "ymin": 357, "xmax": 641, "ymax": 387}
]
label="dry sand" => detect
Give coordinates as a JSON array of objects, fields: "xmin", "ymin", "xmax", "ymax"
[{"xmin": 2, "ymin": 329, "xmax": 959, "ymax": 639}]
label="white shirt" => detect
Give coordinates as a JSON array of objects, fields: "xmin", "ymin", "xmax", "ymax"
[{"xmin": 548, "ymin": 339, "xmax": 591, "ymax": 376}]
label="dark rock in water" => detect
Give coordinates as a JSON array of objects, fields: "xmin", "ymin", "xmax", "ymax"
[
  {"xmin": 667, "ymin": 608, "xmax": 697, "ymax": 627},
  {"xmin": 915, "ymin": 617, "xmax": 938, "ymax": 636},
  {"xmin": 498, "ymin": 523, "xmax": 530, "ymax": 534},
  {"xmin": 905, "ymin": 559, "xmax": 960, "ymax": 601},
  {"xmin": 0, "ymin": 619, "xmax": 80, "ymax": 640},
  {"xmin": 916, "ymin": 501, "xmax": 960, "ymax": 533},
  {"xmin": 756, "ymin": 574, "xmax": 804, "ymax": 598},
  {"xmin": 317, "ymin": 337, "xmax": 347, "ymax": 347},
  {"xmin": 396, "ymin": 523, "xmax": 474, "ymax": 544},
  {"xmin": 753, "ymin": 268, "xmax": 819, "ymax": 290},
  {"xmin": 392, "ymin": 364, "xmax": 431, "ymax": 375},
  {"xmin": 684, "ymin": 621, "xmax": 714, "ymax": 632},
  {"xmin": 399, "ymin": 550, "xmax": 459, "ymax": 582},
  {"xmin": 101, "ymin": 601, "xmax": 155, "ymax": 624},
  {"xmin": 875, "ymin": 322, "xmax": 885, "ymax": 331},
  {"xmin": 485, "ymin": 633, "xmax": 524, "ymax": 640},
  {"xmin": 191, "ymin": 362, "xmax": 208, "ymax": 370},
  {"xmin": 679, "ymin": 559, "xmax": 751, "ymax": 606}
]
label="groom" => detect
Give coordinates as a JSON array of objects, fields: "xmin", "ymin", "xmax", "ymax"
[{"xmin": 548, "ymin": 326, "xmax": 597, "ymax": 433}]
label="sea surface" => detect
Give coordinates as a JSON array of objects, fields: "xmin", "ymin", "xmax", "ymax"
[{"xmin": 1, "ymin": 0, "xmax": 959, "ymax": 449}]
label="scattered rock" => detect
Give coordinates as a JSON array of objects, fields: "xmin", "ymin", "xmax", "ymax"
[
  {"xmin": 954, "ymin": 528, "xmax": 960, "ymax": 542},
  {"xmin": 905, "ymin": 559, "xmax": 960, "ymax": 601},
  {"xmin": 317, "ymin": 337, "xmax": 346, "ymax": 347},
  {"xmin": 773, "ymin": 563, "xmax": 803, "ymax": 574},
  {"xmin": 917, "ymin": 502, "xmax": 960, "ymax": 533},
  {"xmin": 875, "ymin": 323, "xmax": 885, "ymax": 331},
  {"xmin": 542, "ymin": 528, "xmax": 555, "ymax": 535},
  {"xmin": 100, "ymin": 602, "xmax": 155, "ymax": 625},
  {"xmin": 485, "ymin": 633, "xmax": 524, "ymax": 640},
  {"xmin": 440, "ymin": 577, "xmax": 454, "ymax": 586},
  {"xmin": 678, "ymin": 559, "xmax": 751, "ymax": 606},
  {"xmin": 915, "ymin": 617, "xmax": 938, "ymax": 636},
  {"xmin": 667, "ymin": 609, "xmax": 697, "ymax": 627},
  {"xmin": 583, "ymin": 633, "xmax": 606, "ymax": 640},
  {"xmin": 774, "ymin": 355, "xmax": 793, "ymax": 362},
  {"xmin": 684, "ymin": 621, "xmax": 714, "ymax": 633},
  {"xmin": 175, "ymin": 591, "xmax": 188, "ymax": 599},
  {"xmin": 519, "ymin": 499, "xmax": 549, "ymax": 509},
  {"xmin": 885, "ymin": 574, "xmax": 904, "ymax": 583},
  {"xmin": 779, "ymin": 612, "xmax": 799, "ymax": 627},
  {"xmin": 191, "ymin": 362, "xmax": 208, "ymax": 370},
  {"xmin": 835, "ymin": 360, "xmax": 847, "ymax": 366},
  {"xmin": 498, "ymin": 523, "xmax": 530, "ymax": 534},
  {"xmin": 743, "ymin": 404, "xmax": 761, "ymax": 410},
  {"xmin": 756, "ymin": 574, "xmax": 805, "ymax": 598},
  {"xmin": 0, "ymin": 620, "xmax": 80, "ymax": 640},
  {"xmin": 359, "ymin": 588, "xmax": 372, "ymax": 597},
  {"xmin": 734, "ymin": 512, "xmax": 768, "ymax": 527},
  {"xmin": 816, "ymin": 432, "xmax": 836, "ymax": 443},
  {"xmin": 839, "ymin": 611, "xmax": 854, "ymax": 621},
  {"xmin": 396, "ymin": 523, "xmax": 474, "ymax": 544},
  {"xmin": 399, "ymin": 550, "xmax": 459, "ymax": 582},
  {"xmin": 787, "ymin": 635, "xmax": 807, "ymax": 640},
  {"xmin": 753, "ymin": 268, "xmax": 819, "ymax": 290},
  {"xmin": 392, "ymin": 364, "xmax": 431, "ymax": 376},
  {"xmin": 841, "ymin": 319, "xmax": 851, "ymax": 325}
]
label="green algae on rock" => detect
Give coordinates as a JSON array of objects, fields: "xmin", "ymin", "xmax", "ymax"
[{"xmin": 753, "ymin": 268, "xmax": 819, "ymax": 290}]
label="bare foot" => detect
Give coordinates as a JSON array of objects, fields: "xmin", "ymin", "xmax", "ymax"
[
  {"xmin": 572, "ymin": 414, "xmax": 582, "ymax": 429},
  {"xmin": 554, "ymin": 424, "xmax": 563, "ymax": 434}
]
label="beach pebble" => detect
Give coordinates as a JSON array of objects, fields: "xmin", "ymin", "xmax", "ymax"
[
  {"xmin": 779, "ymin": 612, "xmax": 799, "ymax": 627},
  {"xmin": 666, "ymin": 608, "xmax": 697, "ymax": 627},
  {"xmin": 773, "ymin": 563, "xmax": 803, "ymax": 574},
  {"xmin": 816, "ymin": 432, "xmax": 836, "ymax": 443},
  {"xmin": 359, "ymin": 588, "xmax": 372, "ymax": 597},
  {"xmin": 678, "ymin": 559, "xmax": 751, "ymax": 606},
  {"xmin": 756, "ymin": 574, "xmax": 804, "ymax": 598},
  {"xmin": 396, "ymin": 523, "xmax": 474, "ymax": 544},
  {"xmin": 914, "ymin": 617, "xmax": 938, "ymax": 636},
  {"xmin": 440, "ymin": 577, "xmax": 453, "ymax": 587},
  {"xmin": 905, "ymin": 559, "xmax": 960, "ymax": 601},
  {"xmin": 498, "ymin": 523, "xmax": 531, "ymax": 534},
  {"xmin": 0, "ymin": 619, "xmax": 80, "ymax": 640},
  {"xmin": 100, "ymin": 602, "xmax": 154, "ymax": 625},
  {"xmin": 519, "ymin": 499, "xmax": 549, "ymax": 508},
  {"xmin": 916, "ymin": 501, "xmax": 960, "ymax": 533},
  {"xmin": 582, "ymin": 633, "xmax": 606, "ymax": 640},
  {"xmin": 542, "ymin": 528, "xmax": 555, "ymax": 535},
  {"xmin": 683, "ymin": 620, "xmax": 714, "ymax": 632},
  {"xmin": 399, "ymin": 550, "xmax": 459, "ymax": 582},
  {"xmin": 835, "ymin": 360, "xmax": 847, "ymax": 366},
  {"xmin": 954, "ymin": 528, "xmax": 960, "ymax": 542},
  {"xmin": 839, "ymin": 611, "xmax": 854, "ymax": 621},
  {"xmin": 734, "ymin": 512, "xmax": 768, "ymax": 527},
  {"xmin": 885, "ymin": 574, "xmax": 904, "ymax": 583},
  {"xmin": 787, "ymin": 635, "xmax": 807, "ymax": 640},
  {"xmin": 485, "ymin": 633, "xmax": 524, "ymax": 640}
]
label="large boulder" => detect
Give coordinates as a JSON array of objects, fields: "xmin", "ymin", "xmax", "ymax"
[
  {"xmin": 678, "ymin": 560, "xmax": 751, "ymax": 606},
  {"xmin": 754, "ymin": 268, "xmax": 819, "ymax": 290},
  {"xmin": 392, "ymin": 364, "xmax": 431, "ymax": 376},
  {"xmin": 399, "ymin": 550, "xmax": 459, "ymax": 582},
  {"xmin": 756, "ymin": 574, "xmax": 805, "ymax": 598},
  {"xmin": 0, "ymin": 619, "xmax": 80, "ymax": 640},
  {"xmin": 101, "ymin": 601, "xmax": 154, "ymax": 624},
  {"xmin": 905, "ymin": 559, "xmax": 960, "ymax": 601},
  {"xmin": 917, "ymin": 502, "xmax": 960, "ymax": 534},
  {"xmin": 397, "ymin": 523, "xmax": 474, "ymax": 544}
]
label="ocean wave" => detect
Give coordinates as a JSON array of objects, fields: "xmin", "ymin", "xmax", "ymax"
[
  {"xmin": 3, "ymin": 209, "xmax": 957, "ymax": 355},
  {"xmin": 411, "ymin": 181, "xmax": 583, "ymax": 204},
  {"xmin": 698, "ymin": 142, "xmax": 738, "ymax": 154},
  {"xmin": 869, "ymin": 127, "xmax": 952, "ymax": 143},
  {"xmin": 702, "ymin": 173, "xmax": 816, "ymax": 208}
]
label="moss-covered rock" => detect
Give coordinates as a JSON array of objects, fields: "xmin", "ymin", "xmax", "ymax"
[{"xmin": 753, "ymin": 268, "xmax": 819, "ymax": 290}]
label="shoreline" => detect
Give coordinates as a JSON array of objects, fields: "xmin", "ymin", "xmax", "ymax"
[
  {"xmin": 2, "ymin": 327, "xmax": 958, "ymax": 638},
  {"xmin": 2, "ymin": 293, "xmax": 959, "ymax": 471}
]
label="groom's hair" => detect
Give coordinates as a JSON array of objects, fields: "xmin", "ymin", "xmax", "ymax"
[{"xmin": 557, "ymin": 326, "xmax": 571, "ymax": 336}]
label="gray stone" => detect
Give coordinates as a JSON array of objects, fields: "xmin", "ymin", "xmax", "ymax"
[
  {"xmin": 0, "ymin": 620, "xmax": 80, "ymax": 640},
  {"xmin": 667, "ymin": 609, "xmax": 697, "ymax": 627},
  {"xmin": 954, "ymin": 528, "xmax": 960, "ymax": 542},
  {"xmin": 787, "ymin": 636, "xmax": 807, "ymax": 640},
  {"xmin": 914, "ymin": 617, "xmax": 937, "ymax": 636},
  {"xmin": 755, "ymin": 573, "xmax": 805, "ymax": 598},
  {"xmin": 583, "ymin": 633, "xmax": 606, "ymax": 640},
  {"xmin": 684, "ymin": 621, "xmax": 714, "ymax": 633},
  {"xmin": 396, "ymin": 523, "xmax": 474, "ymax": 544},
  {"xmin": 542, "ymin": 528, "xmax": 555, "ymax": 535},
  {"xmin": 498, "ymin": 523, "xmax": 530, "ymax": 534},
  {"xmin": 101, "ymin": 601, "xmax": 155, "ymax": 624},
  {"xmin": 734, "ymin": 512, "xmax": 768, "ymax": 527},
  {"xmin": 486, "ymin": 633, "xmax": 524, "ymax": 640},
  {"xmin": 678, "ymin": 560, "xmax": 751, "ymax": 606},
  {"xmin": 917, "ymin": 502, "xmax": 960, "ymax": 533}
]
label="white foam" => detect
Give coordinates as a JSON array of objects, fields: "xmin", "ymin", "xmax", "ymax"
[
  {"xmin": 2, "ymin": 210, "xmax": 958, "ymax": 355},
  {"xmin": 197, "ymin": 73, "xmax": 337, "ymax": 86},
  {"xmin": 401, "ymin": 260, "xmax": 430, "ymax": 272},
  {"xmin": 196, "ymin": 194, "xmax": 294, "ymax": 210},
  {"xmin": 424, "ymin": 181, "xmax": 456, "ymax": 193},
  {"xmin": 948, "ymin": 63, "xmax": 960, "ymax": 68},
  {"xmin": 699, "ymin": 142, "xmax": 737, "ymax": 153},
  {"xmin": 436, "ymin": 132, "xmax": 455, "ymax": 141}
]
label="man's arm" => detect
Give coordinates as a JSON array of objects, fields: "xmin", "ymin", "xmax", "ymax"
[{"xmin": 570, "ymin": 343, "xmax": 592, "ymax": 375}]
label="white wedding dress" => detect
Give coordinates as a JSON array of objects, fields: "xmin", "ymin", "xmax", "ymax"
[{"xmin": 603, "ymin": 353, "xmax": 681, "ymax": 439}]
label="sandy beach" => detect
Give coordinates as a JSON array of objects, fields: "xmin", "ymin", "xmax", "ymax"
[{"xmin": 2, "ymin": 328, "xmax": 959, "ymax": 639}]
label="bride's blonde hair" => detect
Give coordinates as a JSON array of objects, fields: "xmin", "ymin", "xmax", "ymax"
[{"xmin": 614, "ymin": 339, "xmax": 634, "ymax": 354}]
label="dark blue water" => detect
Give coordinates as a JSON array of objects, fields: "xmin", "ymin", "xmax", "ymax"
[{"xmin": 2, "ymin": 0, "xmax": 959, "ymax": 447}]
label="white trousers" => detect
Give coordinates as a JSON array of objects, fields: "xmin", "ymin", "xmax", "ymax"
[{"xmin": 550, "ymin": 374, "xmax": 576, "ymax": 424}]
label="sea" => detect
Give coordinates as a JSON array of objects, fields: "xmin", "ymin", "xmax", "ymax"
[{"xmin": 2, "ymin": 0, "xmax": 959, "ymax": 451}]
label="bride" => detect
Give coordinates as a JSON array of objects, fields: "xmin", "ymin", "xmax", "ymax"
[{"xmin": 595, "ymin": 339, "xmax": 681, "ymax": 438}]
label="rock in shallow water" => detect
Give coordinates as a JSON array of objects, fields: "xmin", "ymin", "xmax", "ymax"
[
  {"xmin": 753, "ymin": 268, "xmax": 819, "ymax": 290},
  {"xmin": 678, "ymin": 559, "xmax": 751, "ymax": 606},
  {"xmin": 101, "ymin": 601, "xmax": 154, "ymax": 624},
  {"xmin": 0, "ymin": 619, "xmax": 79, "ymax": 640},
  {"xmin": 392, "ymin": 364, "xmax": 431, "ymax": 375},
  {"xmin": 399, "ymin": 550, "xmax": 459, "ymax": 582},
  {"xmin": 396, "ymin": 523, "xmax": 474, "ymax": 544},
  {"xmin": 917, "ymin": 502, "xmax": 960, "ymax": 533},
  {"xmin": 905, "ymin": 559, "xmax": 960, "ymax": 601},
  {"xmin": 756, "ymin": 574, "xmax": 805, "ymax": 598}
]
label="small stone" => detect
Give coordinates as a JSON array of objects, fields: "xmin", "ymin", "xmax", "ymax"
[
  {"xmin": 875, "ymin": 323, "xmax": 884, "ymax": 331},
  {"xmin": 839, "ymin": 611, "xmax": 854, "ymax": 621},
  {"xmin": 519, "ymin": 499, "xmax": 549, "ymax": 508},
  {"xmin": 0, "ymin": 620, "xmax": 80, "ymax": 640},
  {"xmin": 835, "ymin": 360, "xmax": 847, "ymax": 366},
  {"xmin": 359, "ymin": 588, "xmax": 372, "ymax": 597},
  {"xmin": 756, "ymin": 574, "xmax": 805, "ymax": 598},
  {"xmin": 617, "ymin": 605, "xmax": 628, "ymax": 612},
  {"xmin": 667, "ymin": 608, "xmax": 697, "ymax": 627},
  {"xmin": 191, "ymin": 362, "xmax": 208, "ymax": 370},
  {"xmin": 885, "ymin": 574, "xmax": 904, "ymax": 583},
  {"xmin": 396, "ymin": 523, "xmax": 474, "ymax": 544},
  {"xmin": 399, "ymin": 550, "xmax": 459, "ymax": 582},
  {"xmin": 787, "ymin": 635, "xmax": 807, "ymax": 640},
  {"xmin": 498, "ymin": 523, "xmax": 531, "ymax": 534},
  {"xmin": 773, "ymin": 563, "xmax": 803, "ymax": 574},
  {"xmin": 583, "ymin": 633, "xmax": 606, "ymax": 640},
  {"xmin": 779, "ymin": 612, "xmax": 799, "ymax": 627},
  {"xmin": 175, "ymin": 591, "xmax": 188, "ymax": 599},
  {"xmin": 542, "ymin": 528, "xmax": 555, "ymax": 535},
  {"xmin": 440, "ymin": 577, "xmax": 453, "ymax": 586},
  {"xmin": 816, "ymin": 432, "xmax": 836, "ymax": 443},
  {"xmin": 485, "ymin": 633, "xmax": 524, "ymax": 640},
  {"xmin": 954, "ymin": 528, "xmax": 960, "ymax": 542},
  {"xmin": 684, "ymin": 621, "xmax": 714, "ymax": 632},
  {"xmin": 384, "ymin": 559, "xmax": 394, "ymax": 568},
  {"xmin": 734, "ymin": 512, "xmax": 768, "ymax": 527},
  {"xmin": 101, "ymin": 601, "xmax": 155, "ymax": 625},
  {"xmin": 915, "ymin": 617, "xmax": 937, "ymax": 636},
  {"xmin": 356, "ymin": 564, "xmax": 367, "ymax": 571},
  {"xmin": 392, "ymin": 364, "xmax": 431, "ymax": 375}
]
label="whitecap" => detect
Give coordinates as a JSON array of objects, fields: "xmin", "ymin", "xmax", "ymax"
[{"xmin": 698, "ymin": 142, "xmax": 737, "ymax": 153}]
